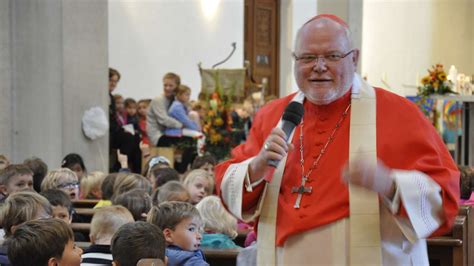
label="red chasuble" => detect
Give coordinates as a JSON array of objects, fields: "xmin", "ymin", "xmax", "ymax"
[{"xmin": 215, "ymin": 88, "xmax": 459, "ymax": 246}]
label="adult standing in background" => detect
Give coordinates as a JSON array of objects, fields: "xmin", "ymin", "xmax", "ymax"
[{"xmin": 109, "ymin": 68, "xmax": 141, "ymax": 173}]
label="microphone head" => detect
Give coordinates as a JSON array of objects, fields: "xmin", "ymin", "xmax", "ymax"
[{"xmin": 282, "ymin": 102, "xmax": 304, "ymax": 125}]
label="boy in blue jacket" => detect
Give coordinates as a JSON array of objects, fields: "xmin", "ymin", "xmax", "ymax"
[{"xmin": 147, "ymin": 201, "xmax": 209, "ymax": 266}]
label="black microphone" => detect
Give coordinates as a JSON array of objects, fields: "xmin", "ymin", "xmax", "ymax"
[{"xmin": 268, "ymin": 102, "xmax": 304, "ymax": 168}]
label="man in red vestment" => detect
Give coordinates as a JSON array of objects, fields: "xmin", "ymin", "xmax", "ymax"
[{"xmin": 216, "ymin": 14, "xmax": 459, "ymax": 265}]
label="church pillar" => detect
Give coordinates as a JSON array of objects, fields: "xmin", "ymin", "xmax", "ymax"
[
  {"xmin": 0, "ymin": 0, "xmax": 13, "ymax": 158},
  {"xmin": 8, "ymin": 0, "xmax": 108, "ymax": 171}
]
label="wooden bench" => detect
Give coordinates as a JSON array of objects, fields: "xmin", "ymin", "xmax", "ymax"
[
  {"xmin": 71, "ymin": 223, "xmax": 91, "ymax": 234},
  {"xmin": 428, "ymin": 205, "xmax": 473, "ymax": 266},
  {"xmin": 72, "ymin": 199, "xmax": 99, "ymax": 209},
  {"xmin": 202, "ymin": 248, "xmax": 240, "ymax": 266}
]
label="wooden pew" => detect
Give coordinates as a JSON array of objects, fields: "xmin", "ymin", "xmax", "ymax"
[
  {"xmin": 72, "ymin": 199, "xmax": 99, "ymax": 209},
  {"xmin": 75, "ymin": 208, "xmax": 96, "ymax": 217},
  {"xmin": 202, "ymin": 248, "xmax": 240, "ymax": 266},
  {"xmin": 71, "ymin": 223, "xmax": 91, "ymax": 234},
  {"xmin": 428, "ymin": 205, "xmax": 473, "ymax": 266}
]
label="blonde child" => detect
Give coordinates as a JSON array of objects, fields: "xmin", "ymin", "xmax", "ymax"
[
  {"xmin": 80, "ymin": 171, "xmax": 106, "ymax": 199},
  {"xmin": 41, "ymin": 168, "xmax": 80, "ymax": 200},
  {"xmin": 196, "ymin": 196, "xmax": 240, "ymax": 249},
  {"xmin": 82, "ymin": 205, "xmax": 134, "ymax": 265},
  {"xmin": 147, "ymin": 201, "xmax": 208, "ymax": 266},
  {"xmin": 183, "ymin": 169, "xmax": 214, "ymax": 205},
  {"xmin": 113, "ymin": 189, "xmax": 152, "ymax": 221},
  {"xmin": 0, "ymin": 191, "xmax": 52, "ymax": 239},
  {"xmin": 152, "ymin": 180, "xmax": 190, "ymax": 205},
  {"xmin": 6, "ymin": 219, "xmax": 82, "ymax": 266},
  {"xmin": 112, "ymin": 173, "xmax": 152, "ymax": 200},
  {"xmin": 111, "ymin": 221, "xmax": 166, "ymax": 266},
  {"xmin": 0, "ymin": 155, "xmax": 9, "ymax": 170},
  {"xmin": 164, "ymin": 85, "xmax": 201, "ymax": 138},
  {"xmin": 0, "ymin": 191, "xmax": 53, "ymax": 264},
  {"xmin": 0, "ymin": 164, "xmax": 33, "ymax": 203}
]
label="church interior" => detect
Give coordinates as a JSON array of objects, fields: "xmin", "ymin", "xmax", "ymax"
[{"xmin": 0, "ymin": 0, "xmax": 473, "ymax": 265}]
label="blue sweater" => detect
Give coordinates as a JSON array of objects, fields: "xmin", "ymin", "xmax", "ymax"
[
  {"xmin": 165, "ymin": 245, "xmax": 209, "ymax": 266},
  {"xmin": 165, "ymin": 101, "xmax": 199, "ymax": 137}
]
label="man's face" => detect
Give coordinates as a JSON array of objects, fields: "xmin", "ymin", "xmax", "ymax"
[
  {"xmin": 163, "ymin": 78, "xmax": 178, "ymax": 98},
  {"xmin": 294, "ymin": 19, "xmax": 359, "ymax": 105}
]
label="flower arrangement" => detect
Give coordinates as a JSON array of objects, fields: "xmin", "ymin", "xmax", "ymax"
[
  {"xmin": 201, "ymin": 76, "xmax": 234, "ymax": 161},
  {"xmin": 417, "ymin": 64, "xmax": 456, "ymax": 96}
]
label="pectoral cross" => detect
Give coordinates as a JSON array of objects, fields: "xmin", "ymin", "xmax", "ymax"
[{"xmin": 291, "ymin": 184, "xmax": 312, "ymax": 209}]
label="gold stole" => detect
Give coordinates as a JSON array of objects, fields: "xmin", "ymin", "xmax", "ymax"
[{"xmin": 257, "ymin": 75, "xmax": 382, "ymax": 265}]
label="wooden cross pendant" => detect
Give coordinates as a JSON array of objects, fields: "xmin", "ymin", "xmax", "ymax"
[{"xmin": 291, "ymin": 185, "xmax": 312, "ymax": 209}]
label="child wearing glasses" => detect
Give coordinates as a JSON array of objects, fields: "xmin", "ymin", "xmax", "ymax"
[
  {"xmin": 41, "ymin": 168, "xmax": 80, "ymax": 200},
  {"xmin": 147, "ymin": 201, "xmax": 209, "ymax": 266}
]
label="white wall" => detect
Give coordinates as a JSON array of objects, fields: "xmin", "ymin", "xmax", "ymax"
[
  {"xmin": 362, "ymin": 0, "xmax": 474, "ymax": 96},
  {"xmin": 109, "ymin": 0, "xmax": 244, "ymax": 101},
  {"xmin": 279, "ymin": 0, "xmax": 317, "ymax": 97}
]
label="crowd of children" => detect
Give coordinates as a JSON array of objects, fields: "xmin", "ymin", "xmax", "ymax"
[{"xmin": 0, "ymin": 151, "xmax": 252, "ymax": 265}]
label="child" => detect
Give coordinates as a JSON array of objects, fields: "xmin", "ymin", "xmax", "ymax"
[
  {"xmin": 0, "ymin": 164, "xmax": 34, "ymax": 203},
  {"xmin": 94, "ymin": 173, "xmax": 117, "ymax": 208},
  {"xmin": 40, "ymin": 189, "xmax": 88, "ymax": 241},
  {"xmin": 61, "ymin": 153, "xmax": 87, "ymax": 181},
  {"xmin": 137, "ymin": 99, "xmax": 151, "ymax": 145},
  {"xmin": 0, "ymin": 155, "xmax": 9, "ymax": 171},
  {"xmin": 191, "ymin": 155, "xmax": 216, "ymax": 178},
  {"xmin": 6, "ymin": 219, "xmax": 82, "ymax": 266},
  {"xmin": 196, "ymin": 196, "xmax": 240, "ymax": 249},
  {"xmin": 81, "ymin": 171, "xmax": 106, "ymax": 199},
  {"xmin": 460, "ymin": 165, "xmax": 474, "ymax": 204},
  {"xmin": 23, "ymin": 156, "xmax": 48, "ymax": 192},
  {"xmin": 147, "ymin": 201, "xmax": 208, "ymax": 266},
  {"xmin": 164, "ymin": 85, "xmax": 202, "ymax": 138},
  {"xmin": 111, "ymin": 221, "xmax": 166, "ymax": 266},
  {"xmin": 152, "ymin": 180, "xmax": 190, "ymax": 205},
  {"xmin": 82, "ymin": 205, "xmax": 134, "ymax": 265},
  {"xmin": 112, "ymin": 173, "xmax": 152, "ymax": 200},
  {"xmin": 143, "ymin": 155, "xmax": 171, "ymax": 180},
  {"xmin": 0, "ymin": 191, "xmax": 52, "ymax": 237},
  {"xmin": 40, "ymin": 189, "xmax": 73, "ymax": 224},
  {"xmin": 183, "ymin": 169, "xmax": 214, "ymax": 205},
  {"xmin": 113, "ymin": 189, "xmax": 152, "ymax": 221},
  {"xmin": 0, "ymin": 191, "xmax": 53, "ymax": 264},
  {"xmin": 124, "ymin": 98, "xmax": 141, "ymax": 136},
  {"xmin": 114, "ymin": 94, "xmax": 128, "ymax": 127},
  {"xmin": 151, "ymin": 167, "xmax": 180, "ymax": 190},
  {"xmin": 41, "ymin": 168, "xmax": 80, "ymax": 200}
]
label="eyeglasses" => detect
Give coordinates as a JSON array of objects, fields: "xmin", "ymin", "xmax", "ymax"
[
  {"xmin": 57, "ymin": 181, "xmax": 80, "ymax": 189},
  {"xmin": 293, "ymin": 50, "xmax": 355, "ymax": 65}
]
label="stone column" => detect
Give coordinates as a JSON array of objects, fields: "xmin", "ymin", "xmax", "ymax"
[
  {"xmin": 0, "ymin": 0, "xmax": 13, "ymax": 158},
  {"xmin": 9, "ymin": 0, "xmax": 108, "ymax": 171}
]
